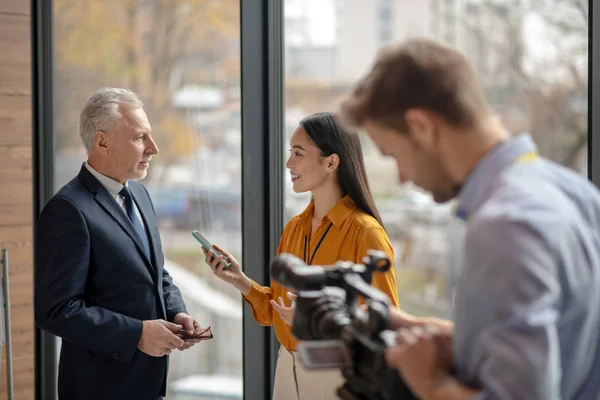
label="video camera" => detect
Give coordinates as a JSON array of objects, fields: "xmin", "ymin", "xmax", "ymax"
[{"xmin": 270, "ymin": 250, "xmax": 418, "ymax": 400}]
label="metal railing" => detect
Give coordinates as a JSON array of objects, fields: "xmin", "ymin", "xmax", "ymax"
[{"xmin": 0, "ymin": 242, "xmax": 13, "ymax": 400}]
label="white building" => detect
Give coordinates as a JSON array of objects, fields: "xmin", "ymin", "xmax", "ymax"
[{"xmin": 335, "ymin": 0, "xmax": 432, "ymax": 84}]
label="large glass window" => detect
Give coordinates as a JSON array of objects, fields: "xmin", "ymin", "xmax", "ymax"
[
  {"xmin": 53, "ymin": 1, "xmax": 242, "ymax": 398},
  {"xmin": 284, "ymin": 0, "xmax": 588, "ymax": 318}
]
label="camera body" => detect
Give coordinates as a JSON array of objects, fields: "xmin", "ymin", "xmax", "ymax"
[{"xmin": 271, "ymin": 251, "xmax": 418, "ymax": 400}]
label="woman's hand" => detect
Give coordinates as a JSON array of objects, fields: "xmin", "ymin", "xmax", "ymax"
[
  {"xmin": 270, "ymin": 292, "xmax": 297, "ymax": 326},
  {"xmin": 204, "ymin": 244, "xmax": 252, "ymax": 295}
]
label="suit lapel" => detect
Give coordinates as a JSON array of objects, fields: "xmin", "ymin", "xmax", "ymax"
[{"xmin": 77, "ymin": 165, "xmax": 155, "ymax": 276}]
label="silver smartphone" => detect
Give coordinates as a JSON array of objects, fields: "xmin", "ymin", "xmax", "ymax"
[{"xmin": 191, "ymin": 230, "xmax": 231, "ymax": 268}]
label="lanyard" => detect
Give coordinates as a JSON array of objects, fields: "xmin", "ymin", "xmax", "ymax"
[
  {"xmin": 303, "ymin": 222, "xmax": 333, "ymax": 265},
  {"xmin": 516, "ymin": 151, "xmax": 539, "ymax": 164}
]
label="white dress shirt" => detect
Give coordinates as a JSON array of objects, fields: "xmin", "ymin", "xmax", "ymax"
[{"xmin": 84, "ymin": 162, "xmax": 148, "ymax": 235}]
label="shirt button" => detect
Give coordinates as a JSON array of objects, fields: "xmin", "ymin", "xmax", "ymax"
[{"xmin": 114, "ymin": 352, "xmax": 123, "ymax": 357}]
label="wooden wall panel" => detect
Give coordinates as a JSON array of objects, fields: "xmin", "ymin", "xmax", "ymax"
[
  {"xmin": 0, "ymin": 355, "xmax": 34, "ymax": 400},
  {"xmin": 0, "ymin": 14, "xmax": 31, "ymax": 96},
  {"xmin": 0, "ymin": 2, "xmax": 34, "ymax": 400},
  {"xmin": 0, "ymin": 146, "xmax": 33, "ymax": 226},
  {"xmin": 0, "ymin": 95, "xmax": 32, "ymax": 146},
  {"xmin": 0, "ymin": 226, "xmax": 33, "ymax": 307},
  {"xmin": 0, "ymin": 1, "xmax": 30, "ymax": 15},
  {"xmin": 1, "ymin": 305, "xmax": 34, "ymax": 357}
]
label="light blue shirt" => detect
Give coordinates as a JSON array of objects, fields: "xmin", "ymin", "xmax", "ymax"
[{"xmin": 452, "ymin": 134, "xmax": 600, "ymax": 400}]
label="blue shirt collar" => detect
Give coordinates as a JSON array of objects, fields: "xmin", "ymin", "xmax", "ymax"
[{"xmin": 455, "ymin": 133, "xmax": 538, "ymax": 221}]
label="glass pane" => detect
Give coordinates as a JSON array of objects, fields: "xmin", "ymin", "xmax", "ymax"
[
  {"xmin": 53, "ymin": 1, "xmax": 242, "ymax": 398},
  {"xmin": 284, "ymin": 0, "xmax": 588, "ymax": 319}
]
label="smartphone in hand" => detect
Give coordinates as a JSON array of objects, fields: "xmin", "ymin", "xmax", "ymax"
[{"xmin": 192, "ymin": 230, "xmax": 232, "ymax": 268}]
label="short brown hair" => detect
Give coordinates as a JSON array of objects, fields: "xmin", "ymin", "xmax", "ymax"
[{"xmin": 337, "ymin": 38, "xmax": 490, "ymax": 133}]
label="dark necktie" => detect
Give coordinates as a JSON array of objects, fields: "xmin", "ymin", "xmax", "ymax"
[{"xmin": 119, "ymin": 186, "xmax": 151, "ymax": 258}]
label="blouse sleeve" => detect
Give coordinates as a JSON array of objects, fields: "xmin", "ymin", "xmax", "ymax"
[
  {"xmin": 357, "ymin": 226, "xmax": 400, "ymax": 308},
  {"xmin": 242, "ymin": 221, "xmax": 291, "ymax": 325}
]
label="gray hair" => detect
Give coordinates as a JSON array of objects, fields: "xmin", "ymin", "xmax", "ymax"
[{"xmin": 79, "ymin": 87, "xmax": 144, "ymax": 151}]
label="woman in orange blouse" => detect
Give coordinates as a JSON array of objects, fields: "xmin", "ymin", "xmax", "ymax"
[{"xmin": 204, "ymin": 112, "xmax": 399, "ymax": 400}]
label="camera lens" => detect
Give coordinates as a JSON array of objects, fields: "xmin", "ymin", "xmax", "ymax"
[{"xmin": 310, "ymin": 293, "xmax": 350, "ymax": 340}]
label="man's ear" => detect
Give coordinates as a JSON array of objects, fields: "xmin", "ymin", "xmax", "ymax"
[
  {"xmin": 326, "ymin": 154, "xmax": 340, "ymax": 172},
  {"xmin": 404, "ymin": 108, "xmax": 439, "ymax": 150},
  {"xmin": 93, "ymin": 130, "xmax": 109, "ymax": 154}
]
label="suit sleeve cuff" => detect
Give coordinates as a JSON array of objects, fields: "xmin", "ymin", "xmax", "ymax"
[
  {"xmin": 110, "ymin": 318, "xmax": 144, "ymax": 364},
  {"xmin": 167, "ymin": 308, "xmax": 188, "ymax": 322}
]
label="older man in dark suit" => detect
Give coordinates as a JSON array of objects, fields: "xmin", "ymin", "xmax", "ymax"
[{"xmin": 35, "ymin": 87, "xmax": 205, "ymax": 400}]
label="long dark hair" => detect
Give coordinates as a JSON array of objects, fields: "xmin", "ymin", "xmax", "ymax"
[{"xmin": 300, "ymin": 112, "xmax": 384, "ymax": 228}]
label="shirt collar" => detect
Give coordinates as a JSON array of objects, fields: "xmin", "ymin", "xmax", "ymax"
[
  {"xmin": 84, "ymin": 161, "xmax": 127, "ymax": 197},
  {"xmin": 327, "ymin": 195, "xmax": 357, "ymax": 228},
  {"xmin": 298, "ymin": 194, "xmax": 357, "ymax": 234},
  {"xmin": 455, "ymin": 133, "xmax": 538, "ymax": 221}
]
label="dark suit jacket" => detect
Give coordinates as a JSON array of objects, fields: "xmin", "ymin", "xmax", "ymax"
[{"xmin": 35, "ymin": 165, "xmax": 187, "ymax": 400}]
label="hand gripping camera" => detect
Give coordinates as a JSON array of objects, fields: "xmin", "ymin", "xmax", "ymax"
[{"xmin": 270, "ymin": 250, "xmax": 418, "ymax": 400}]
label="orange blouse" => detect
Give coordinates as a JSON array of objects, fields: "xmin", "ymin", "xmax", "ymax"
[{"xmin": 243, "ymin": 195, "xmax": 400, "ymax": 351}]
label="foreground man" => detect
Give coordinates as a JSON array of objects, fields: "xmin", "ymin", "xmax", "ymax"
[{"xmin": 338, "ymin": 38, "xmax": 600, "ymax": 400}]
